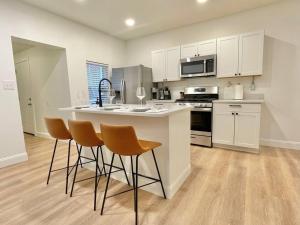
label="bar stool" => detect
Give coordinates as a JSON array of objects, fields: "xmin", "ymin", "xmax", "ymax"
[
  {"xmin": 100, "ymin": 124, "xmax": 166, "ymax": 225},
  {"xmin": 44, "ymin": 117, "xmax": 82, "ymax": 194},
  {"xmin": 68, "ymin": 120, "xmax": 130, "ymax": 210}
]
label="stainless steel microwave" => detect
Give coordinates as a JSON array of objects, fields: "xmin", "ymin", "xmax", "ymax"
[{"xmin": 180, "ymin": 54, "xmax": 217, "ymax": 78}]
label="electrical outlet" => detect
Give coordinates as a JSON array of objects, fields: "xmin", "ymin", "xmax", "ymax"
[{"xmin": 2, "ymin": 80, "xmax": 16, "ymax": 90}]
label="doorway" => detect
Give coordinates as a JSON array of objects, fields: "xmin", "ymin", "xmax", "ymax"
[
  {"xmin": 15, "ymin": 59, "xmax": 35, "ymax": 134},
  {"xmin": 11, "ymin": 37, "xmax": 72, "ymax": 138}
]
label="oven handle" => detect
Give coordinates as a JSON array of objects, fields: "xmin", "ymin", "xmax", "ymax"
[{"xmin": 192, "ymin": 107, "xmax": 212, "ymax": 112}]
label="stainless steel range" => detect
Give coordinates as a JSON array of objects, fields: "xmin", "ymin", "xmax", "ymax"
[{"xmin": 176, "ymin": 86, "xmax": 219, "ymax": 147}]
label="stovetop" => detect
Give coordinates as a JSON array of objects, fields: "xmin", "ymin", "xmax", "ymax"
[{"xmin": 176, "ymin": 86, "xmax": 219, "ymax": 108}]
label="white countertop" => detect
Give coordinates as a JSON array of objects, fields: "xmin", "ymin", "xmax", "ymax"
[
  {"xmin": 146, "ymin": 100, "xmax": 176, "ymax": 103},
  {"xmin": 213, "ymin": 99, "xmax": 264, "ymax": 104},
  {"xmin": 59, "ymin": 104, "xmax": 191, "ymax": 118}
]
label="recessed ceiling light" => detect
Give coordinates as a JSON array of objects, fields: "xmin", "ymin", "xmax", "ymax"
[
  {"xmin": 125, "ymin": 18, "xmax": 135, "ymax": 27},
  {"xmin": 197, "ymin": 0, "xmax": 208, "ymax": 4},
  {"xmin": 75, "ymin": 0, "xmax": 87, "ymax": 4}
]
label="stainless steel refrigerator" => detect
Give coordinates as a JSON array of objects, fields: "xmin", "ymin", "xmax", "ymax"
[{"xmin": 111, "ymin": 65, "xmax": 153, "ymax": 104}]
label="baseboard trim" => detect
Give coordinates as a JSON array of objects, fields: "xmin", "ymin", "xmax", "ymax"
[
  {"xmin": 0, "ymin": 152, "xmax": 28, "ymax": 168},
  {"xmin": 260, "ymin": 138, "xmax": 300, "ymax": 150},
  {"xmin": 35, "ymin": 132, "xmax": 51, "ymax": 139}
]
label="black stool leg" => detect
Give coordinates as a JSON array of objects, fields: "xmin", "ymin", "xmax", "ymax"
[
  {"xmin": 65, "ymin": 139, "xmax": 72, "ymax": 194},
  {"xmin": 70, "ymin": 145, "xmax": 82, "ymax": 197},
  {"xmin": 94, "ymin": 146, "xmax": 99, "ymax": 211},
  {"xmin": 151, "ymin": 150, "xmax": 167, "ymax": 199},
  {"xmin": 135, "ymin": 155, "xmax": 139, "ymax": 225},
  {"xmin": 100, "ymin": 146, "xmax": 107, "ymax": 176},
  {"xmin": 76, "ymin": 143, "xmax": 83, "ymax": 168},
  {"xmin": 101, "ymin": 153, "xmax": 115, "ymax": 215},
  {"xmin": 131, "ymin": 156, "xmax": 136, "ymax": 212},
  {"xmin": 91, "ymin": 147, "xmax": 102, "ymax": 175},
  {"xmin": 46, "ymin": 139, "xmax": 58, "ymax": 185},
  {"xmin": 119, "ymin": 155, "xmax": 130, "ymax": 186}
]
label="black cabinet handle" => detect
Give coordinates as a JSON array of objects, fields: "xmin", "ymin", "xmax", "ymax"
[
  {"xmin": 236, "ymin": 113, "xmax": 239, "ymax": 115},
  {"xmin": 232, "ymin": 112, "xmax": 234, "ymax": 115}
]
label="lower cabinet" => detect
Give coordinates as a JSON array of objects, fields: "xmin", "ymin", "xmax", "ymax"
[{"xmin": 213, "ymin": 103, "xmax": 261, "ymax": 152}]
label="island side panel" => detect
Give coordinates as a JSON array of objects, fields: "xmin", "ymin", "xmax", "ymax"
[
  {"xmin": 75, "ymin": 112, "xmax": 171, "ymax": 198},
  {"xmin": 168, "ymin": 109, "xmax": 191, "ymax": 198}
]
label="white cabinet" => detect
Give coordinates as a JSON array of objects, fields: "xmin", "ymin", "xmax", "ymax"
[
  {"xmin": 198, "ymin": 39, "xmax": 217, "ymax": 56},
  {"xmin": 152, "ymin": 50, "xmax": 166, "ymax": 82},
  {"xmin": 165, "ymin": 46, "xmax": 181, "ymax": 81},
  {"xmin": 213, "ymin": 112, "xmax": 235, "ymax": 145},
  {"xmin": 181, "ymin": 39, "xmax": 216, "ymax": 58},
  {"xmin": 217, "ymin": 31, "xmax": 264, "ymax": 78},
  {"xmin": 217, "ymin": 35, "xmax": 239, "ymax": 78},
  {"xmin": 181, "ymin": 43, "xmax": 198, "ymax": 59},
  {"xmin": 213, "ymin": 103, "xmax": 261, "ymax": 151},
  {"xmin": 152, "ymin": 46, "xmax": 181, "ymax": 82},
  {"xmin": 239, "ymin": 31, "xmax": 264, "ymax": 76},
  {"xmin": 234, "ymin": 112, "xmax": 260, "ymax": 149}
]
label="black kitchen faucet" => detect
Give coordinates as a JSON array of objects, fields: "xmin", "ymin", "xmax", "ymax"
[{"xmin": 98, "ymin": 78, "xmax": 112, "ymax": 107}]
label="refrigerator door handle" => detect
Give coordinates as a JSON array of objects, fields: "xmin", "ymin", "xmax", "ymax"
[{"xmin": 120, "ymin": 79, "xmax": 126, "ymax": 104}]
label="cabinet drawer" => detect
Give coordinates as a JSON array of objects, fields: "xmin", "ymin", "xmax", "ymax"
[{"xmin": 214, "ymin": 103, "xmax": 261, "ymax": 113}]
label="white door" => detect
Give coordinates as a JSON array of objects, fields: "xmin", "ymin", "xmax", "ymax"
[
  {"xmin": 198, "ymin": 39, "xmax": 217, "ymax": 56},
  {"xmin": 151, "ymin": 50, "xmax": 166, "ymax": 82},
  {"xmin": 217, "ymin": 35, "xmax": 239, "ymax": 78},
  {"xmin": 239, "ymin": 31, "xmax": 264, "ymax": 76},
  {"xmin": 15, "ymin": 60, "xmax": 35, "ymax": 134},
  {"xmin": 181, "ymin": 43, "xmax": 198, "ymax": 58},
  {"xmin": 234, "ymin": 112, "xmax": 260, "ymax": 149},
  {"xmin": 212, "ymin": 112, "xmax": 235, "ymax": 145},
  {"xmin": 165, "ymin": 46, "xmax": 181, "ymax": 81}
]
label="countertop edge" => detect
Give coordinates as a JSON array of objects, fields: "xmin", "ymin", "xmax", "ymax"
[
  {"xmin": 59, "ymin": 106, "xmax": 192, "ymax": 118},
  {"xmin": 213, "ymin": 99, "xmax": 264, "ymax": 104}
]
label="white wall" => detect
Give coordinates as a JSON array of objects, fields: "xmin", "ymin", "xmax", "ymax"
[
  {"xmin": 14, "ymin": 46, "xmax": 72, "ymax": 135},
  {"xmin": 0, "ymin": 0, "xmax": 126, "ymax": 167},
  {"xmin": 126, "ymin": 0, "xmax": 300, "ymax": 149}
]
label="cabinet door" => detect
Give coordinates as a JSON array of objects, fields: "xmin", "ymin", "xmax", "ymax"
[
  {"xmin": 217, "ymin": 35, "xmax": 239, "ymax": 78},
  {"xmin": 181, "ymin": 43, "xmax": 198, "ymax": 59},
  {"xmin": 213, "ymin": 112, "xmax": 235, "ymax": 145},
  {"xmin": 234, "ymin": 112, "xmax": 260, "ymax": 149},
  {"xmin": 152, "ymin": 50, "xmax": 166, "ymax": 82},
  {"xmin": 165, "ymin": 46, "xmax": 181, "ymax": 81},
  {"xmin": 239, "ymin": 31, "xmax": 264, "ymax": 76},
  {"xmin": 198, "ymin": 39, "xmax": 217, "ymax": 56}
]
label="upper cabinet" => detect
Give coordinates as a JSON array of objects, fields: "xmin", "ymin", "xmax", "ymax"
[
  {"xmin": 152, "ymin": 46, "xmax": 181, "ymax": 82},
  {"xmin": 152, "ymin": 50, "xmax": 166, "ymax": 82},
  {"xmin": 165, "ymin": 46, "xmax": 181, "ymax": 81},
  {"xmin": 238, "ymin": 31, "xmax": 264, "ymax": 76},
  {"xmin": 181, "ymin": 43, "xmax": 198, "ymax": 59},
  {"xmin": 151, "ymin": 31, "xmax": 264, "ymax": 82},
  {"xmin": 217, "ymin": 31, "xmax": 264, "ymax": 78},
  {"xmin": 217, "ymin": 35, "xmax": 239, "ymax": 78},
  {"xmin": 181, "ymin": 39, "xmax": 216, "ymax": 59}
]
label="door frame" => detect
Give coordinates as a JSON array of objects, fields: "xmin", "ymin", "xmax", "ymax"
[{"xmin": 15, "ymin": 57, "xmax": 37, "ymax": 136}]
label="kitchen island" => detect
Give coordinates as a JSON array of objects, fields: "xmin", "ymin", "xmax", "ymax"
[{"xmin": 60, "ymin": 104, "xmax": 191, "ymax": 199}]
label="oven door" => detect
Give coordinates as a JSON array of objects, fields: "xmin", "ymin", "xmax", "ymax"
[
  {"xmin": 180, "ymin": 59, "xmax": 205, "ymax": 77},
  {"xmin": 191, "ymin": 108, "xmax": 212, "ymax": 136}
]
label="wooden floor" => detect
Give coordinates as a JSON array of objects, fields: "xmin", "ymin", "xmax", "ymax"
[{"xmin": 0, "ymin": 135, "xmax": 300, "ymax": 225}]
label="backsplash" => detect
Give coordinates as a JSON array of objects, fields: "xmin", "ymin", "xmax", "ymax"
[{"xmin": 158, "ymin": 76, "xmax": 265, "ymax": 100}]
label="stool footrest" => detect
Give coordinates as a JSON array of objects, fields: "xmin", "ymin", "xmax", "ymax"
[{"xmin": 106, "ymin": 180, "xmax": 159, "ymax": 199}]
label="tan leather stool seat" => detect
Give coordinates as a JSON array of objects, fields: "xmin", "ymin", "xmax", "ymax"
[
  {"xmin": 68, "ymin": 120, "xmax": 104, "ymax": 147},
  {"xmin": 138, "ymin": 140, "xmax": 161, "ymax": 152},
  {"xmin": 45, "ymin": 117, "xmax": 72, "ymax": 140}
]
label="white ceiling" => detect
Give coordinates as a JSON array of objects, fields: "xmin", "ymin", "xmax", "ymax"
[{"xmin": 19, "ymin": 0, "xmax": 283, "ymax": 40}]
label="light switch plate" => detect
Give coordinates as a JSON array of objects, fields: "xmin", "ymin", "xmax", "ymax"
[{"xmin": 2, "ymin": 80, "xmax": 16, "ymax": 90}]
